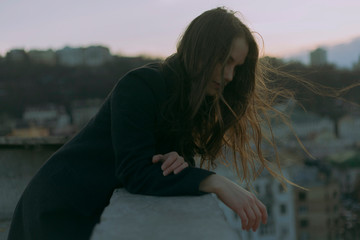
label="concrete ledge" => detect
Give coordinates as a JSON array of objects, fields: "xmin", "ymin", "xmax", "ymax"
[{"xmin": 91, "ymin": 189, "xmax": 240, "ymax": 240}]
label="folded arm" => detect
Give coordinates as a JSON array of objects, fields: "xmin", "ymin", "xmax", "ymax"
[{"xmin": 110, "ymin": 68, "xmax": 215, "ymax": 196}]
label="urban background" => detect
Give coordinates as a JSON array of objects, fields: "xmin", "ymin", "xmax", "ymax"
[{"xmin": 0, "ymin": 42, "xmax": 359, "ymax": 240}]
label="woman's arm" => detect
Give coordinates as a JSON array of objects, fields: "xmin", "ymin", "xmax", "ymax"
[
  {"xmin": 110, "ymin": 67, "xmax": 215, "ymax": 196},
  {"xmin": 199, "ymin": 174, "xmax": 267, "ymax": 232}
]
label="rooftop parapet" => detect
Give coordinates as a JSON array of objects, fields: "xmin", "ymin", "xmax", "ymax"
[{"xmin": 91, "ymin": 189, "xmax": 240, "ymax": 240}]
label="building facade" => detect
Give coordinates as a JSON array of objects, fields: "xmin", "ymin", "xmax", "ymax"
[
  {"xmin": 28, "ymin": 49, "xmax": 57, "ymax": 65},
  {"xmin": 310, "ymin": 48, "xmax": 328, "ymax": 66}
]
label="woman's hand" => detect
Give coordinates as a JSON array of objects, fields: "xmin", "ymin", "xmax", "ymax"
[
  {"xmin": 199, "ymin": 175, "xmax": 267, "ymax": 232},
  {"xmin": 152, "ymin": 152, "xmax": 189, "ymax": 176}
]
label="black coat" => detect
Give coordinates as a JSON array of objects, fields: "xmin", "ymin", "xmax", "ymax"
[{"xmin": 8, "ymin": 64, "xmax": 215, "ymax": 240}]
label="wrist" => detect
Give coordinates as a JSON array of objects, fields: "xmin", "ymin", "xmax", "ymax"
[{"xmin": 199, "ymin": 174, "xmax": 224, "ymax": 194}]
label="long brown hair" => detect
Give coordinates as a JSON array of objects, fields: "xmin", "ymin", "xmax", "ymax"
[{"xmin": 160, "ymin": 7, "xmax": 300, "ymax": 188}]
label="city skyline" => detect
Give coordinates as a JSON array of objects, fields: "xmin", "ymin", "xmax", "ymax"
[{"xmin": 1, "ymin": 0, "xmax": 360, "ymax": 59}]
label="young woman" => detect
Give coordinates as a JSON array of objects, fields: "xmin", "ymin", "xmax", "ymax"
[{"xmin": 9, "ymin": 7, "xmax": 274, "ymax": 240}]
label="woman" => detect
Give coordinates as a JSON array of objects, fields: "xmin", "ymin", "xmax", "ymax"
[{"xmin": 9, "ymin": 7, "xmax": 272, "ymax": 240}]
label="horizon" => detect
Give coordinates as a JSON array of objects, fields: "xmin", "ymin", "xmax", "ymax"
[
  {"xmin": 1, "ymin": 0, "xmax": 360, "ymax": 59},
  {"xmin": 2, "ymin": 35, "xmax": 360, "ymax": 58}
]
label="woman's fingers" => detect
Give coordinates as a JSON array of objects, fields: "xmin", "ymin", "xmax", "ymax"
[
  {"xmin": 256, "ymin": 199, "xmax": 268, "ymax": 224},
  {"xmin": 251, "ymin": 204, "xmax": 262, "ymax": 232},
  {"xmin": 238, "ymin": 209, "xmax": 248, "ymax": 230},
  {"xmin": 173, "ymin": 162, "xmax": 189, "ymax": 174},
  {"xmin": 241, "ymin": 198, "xmax": 265, "ymax": 231},
  {"xmin": 163, "ymin": 158, "xmax": 182, "ymax": 175},
  {"xmin": 152, "ymin": 154, "xmax": 164, "ymax": 163},
  {"xmin": 242, "ymin": 198, "xmax": 264, "ymax": 231},
  {"xmin": 244, "ymin": 207, "xmax": 256, "ymax": 231},
  {"xmin": 161, "ymin": 154, "xmax": 177, "ymax": 171},
  {"xmin": 152, "ymin": 152, "xmax": 188, "ymax": 176},
  {"xmin": 214, "ymin": 176, "xmax": 267, "ymax": 232}
]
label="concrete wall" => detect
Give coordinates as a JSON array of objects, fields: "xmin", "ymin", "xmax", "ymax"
[{"xmin": 91, "ymin": 189, "xmax": 240, "ymax": 240}]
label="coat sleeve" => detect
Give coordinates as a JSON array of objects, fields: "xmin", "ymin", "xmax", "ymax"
[{"xmin": 110, "ymin": 68, "xmax": 215, "ymax": 196}]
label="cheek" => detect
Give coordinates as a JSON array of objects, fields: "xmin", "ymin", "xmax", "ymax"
[{"xmin": 212, "ymin": 65, "xmax": 222, "ymax": 80}]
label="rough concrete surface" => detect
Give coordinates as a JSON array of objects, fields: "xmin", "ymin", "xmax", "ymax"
[{"xmin": 91, "ymin": 189, "xmax": 240, "ymax": 240}]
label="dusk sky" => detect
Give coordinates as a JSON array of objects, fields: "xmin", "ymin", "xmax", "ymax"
[{"xmin": 1, "ymin": 0, "xmax": 360, "ymax": 58}]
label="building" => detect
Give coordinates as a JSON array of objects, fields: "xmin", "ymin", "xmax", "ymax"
[
  {"xmin": 20, "ymin": 104, "xmax": 73, "ymax": 137},
  {"xmin": 353, "ymin": 55, "xmax": 360, "ymax": 71},
  {"xmin": 5, "ymin": 45, "xmax": 112, "ymax": 66},
  {"xmin": 23, "ymin": 104, "xmax": 69, "ymax": 126},
  {"xmin": 8, "ymin": 121, "xmax": 50, "ymax": 137},
  {"xmin": 291, "ymin": 164, "xmax": 341, "ymax": 240},
  {"xmin": 56, "ymin": 47, "xmax": 84, "ymax": 66},
  {"xmin": 56, "ymin": 46, "xmax": 112, "ymax": 67},
  {"xmin": 210, "ymin": 157, "xmax": 342, "ymax": 240},
  {"xmin": 6, "ymin": 49, "xmax": 27, "ymax": 62},
  {"xmin": 210, "ymin": 156, "xmax": 297, "ymax": 240},
  {"xmin": 28, "ymin": 49, "xmax": 57, "ymax": 65},
  {"xmin": 310, "ymin": 48, "xmax": 327, "ymax": 66},
  {"xmin": 83, "ymin": 46, "xmax": 112, "ymax": 66}
]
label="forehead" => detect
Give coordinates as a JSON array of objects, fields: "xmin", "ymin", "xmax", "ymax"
[{"xmin": 229, "ymin": 37, "xmax": 249, "ymax": 65}]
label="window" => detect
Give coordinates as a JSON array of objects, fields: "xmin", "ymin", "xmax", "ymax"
[
  {"xmin": 259, "ymin": 220, "xmax": 275, "ymax": 235},
  {"xmin": 300, "ymin": 232, "xmax": 310, "ymax": 240},
  {"xmin": 280, "ymin": 204, "xmax": 287, "ymax": 214},
  {"xmin": 300, "ymin": 219, "xmax": 309, "ymax": 228},
  {"xmin": 299, "ymin": 192, "xmax": 307, "ymax": 201},
  {"xmin": 279, "ymin": 183, "xmax": 284, "ymax": 193},
  {"xmin": 299, "ymin": 205, "xmax": 308, "ymax": 213},
  {"xmin": 255, "ymin": 184, "xmax": 260, "ymax": 194}
]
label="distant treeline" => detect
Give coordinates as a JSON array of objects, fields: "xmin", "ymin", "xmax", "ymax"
[
  {"xmin": 0, "ymin": 56, "xmax": 360, "ymax": 130},
  {"xmin": 0, "ymin": 56, "xmax": 160, "ymax": 118}
]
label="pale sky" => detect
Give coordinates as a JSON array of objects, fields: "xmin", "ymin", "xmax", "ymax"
[{"xmin": 1, "ymin": 0, "xmax": 360, "ymax": 58}]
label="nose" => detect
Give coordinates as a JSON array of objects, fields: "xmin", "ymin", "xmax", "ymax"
[{"xmin": 223, "ymin": 66, "xmax": 234, "ymax": 84}]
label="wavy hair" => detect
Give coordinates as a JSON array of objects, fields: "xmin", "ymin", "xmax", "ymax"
[{"xmin": 160, "ymin": 7, "xmax": 302, "ymax": 188}]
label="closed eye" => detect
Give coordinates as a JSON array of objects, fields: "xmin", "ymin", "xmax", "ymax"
[{"xmin": 228, "ymin": 57, "xmax": 244, "ymax": 68}]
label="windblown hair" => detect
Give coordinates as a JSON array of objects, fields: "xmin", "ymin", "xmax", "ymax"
[{"xmin": 160, "ymin": 7, "xmax": 299, "ymax": 188}]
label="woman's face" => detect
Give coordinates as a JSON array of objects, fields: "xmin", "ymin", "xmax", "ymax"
[{"xmin": 206, "ymin": 37, "xmax": 249, "ymax": 96}]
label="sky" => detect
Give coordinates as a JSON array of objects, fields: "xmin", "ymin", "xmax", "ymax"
[{"xmin": 1, "ymin": 0, "xmax": 360, "ymax": 59}]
